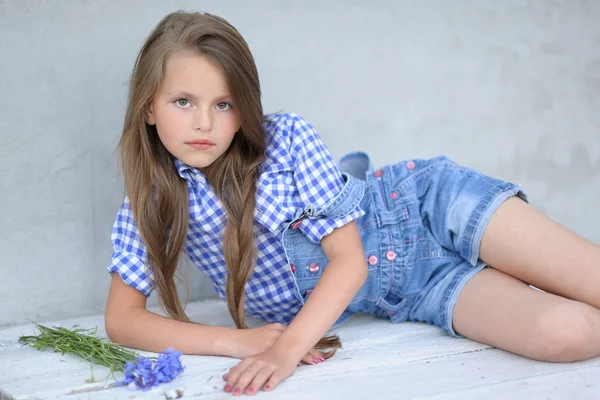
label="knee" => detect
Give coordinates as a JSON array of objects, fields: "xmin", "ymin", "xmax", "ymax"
[{"xmin": 535, "ymin": 304, "xmax": 596, "ymax": 362}]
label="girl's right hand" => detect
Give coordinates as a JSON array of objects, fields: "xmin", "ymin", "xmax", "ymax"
[{"xmin": 230, "ymin": 323, "xmax": 326, "ymax": 365}]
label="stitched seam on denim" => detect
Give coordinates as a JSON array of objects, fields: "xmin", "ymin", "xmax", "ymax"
[
  {"xmin": 462, "ymin": 183, "xmax": 515, "ymax": 263},
  {"xmin": 349, "ymin": 295, "xmax": 381, "ymax": 304},
  {"xmin": 357, "ymin": 217, "xmax": 378, "ymax": 231},
  {"xmin": 281, "ymin": 225, "xmax": 305, "ymax": 305},
  {"xmin": 394, "ymin": 159, "xmax": 450, "ymax": 196},
  {"xmin": 324, "ymin": 188, "xmax": 364, "ymax": 218},
  {"xmin": 367, "ymin": 179, "xmax": 383, "ymax": 228},
  {"xmin": 377, "ymin": 174, "xmax": 395, "ymax": 301},
  {"xmin": 462, "ymin": 186, "xmax": 499, "ymax": 262},
  {"xmin": 376, "ymin": 297, "xmax": 408, "ymax": 308}
]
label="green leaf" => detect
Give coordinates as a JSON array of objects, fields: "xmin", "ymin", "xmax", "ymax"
[{"xmin": 18, "ymin": 321, "xmax": 140, "ymax": 376}]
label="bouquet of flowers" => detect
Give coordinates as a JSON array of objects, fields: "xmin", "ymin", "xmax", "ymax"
[{"xmin": 18, "ymin": 322, "xmax": 184, "ymax": 391}]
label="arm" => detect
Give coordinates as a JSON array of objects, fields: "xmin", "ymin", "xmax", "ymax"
[
  {"xmin": 106, "ymin": 273, "xmax": 329, "ymax": 363},
  {"xmin": 271, "ymin": 220, "xmax": 368, "ymax": 358},
  {"xmin": 223, "ymin": 221, "xmax": 368, "ymax": 394},
  {"xmin": 106, "ymin": 197, "xmax": 326, "ymax": 362},
  {"xmin": 106, "ymin": 198, "xmax": 270, "ymax": 358},
  {"xmin": 104, "ymin": 273, "xmax": 236, "ymax": 356}
]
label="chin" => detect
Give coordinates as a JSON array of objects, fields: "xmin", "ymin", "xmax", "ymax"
[{"xmin": 188, "ymin": 159, "xmax": 214, "ymax": 171}]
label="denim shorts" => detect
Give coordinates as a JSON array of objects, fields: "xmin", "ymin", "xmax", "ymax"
[{"xmin": 337, "ymin": 153, "xmax": 527, "ymax": 337}]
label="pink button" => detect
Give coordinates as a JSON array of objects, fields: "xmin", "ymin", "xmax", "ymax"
[
  {"xmin": 406, "ymin": 161, "xmax": 416, "ymax": 171},
  {"xmin": 309, "ymin": 263, "xmax": 320, "ymax": 273},
  {"xmin": 291, "ymin": 220, "xmax": 302, "ymax": 229},
  {"xmin": 368, "ymin": 255, "xmax": 378, "ymax": 265},
  {"xmin": 290, "ymin": 264, "xmax": 295, "ymax": 273},
  {"xmin": 452, "ymin": 162, "xmax": 458, "ymax": 166},
  {"xmin": 391, "ymin": 191, "xmax": 398, "ymax": 199},
  {"xmin": 374, "ymin": 170, "xmax": 384, "ymax": 178},
  {"xmin": 386, "ymin": 250, "xmax": 396, "ymax": 261},
  {"xmin": 387, "ymin": 311, "xmax": 394, "ymax": 316}
]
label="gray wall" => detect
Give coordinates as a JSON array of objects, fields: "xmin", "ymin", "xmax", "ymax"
[{"xmin": 1, "ymin": 0, "xmax": 599, "ymax": 328}]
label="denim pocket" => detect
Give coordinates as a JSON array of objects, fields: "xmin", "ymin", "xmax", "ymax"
[{"xmin": 389, "ymin": 175, "xmax": 462, "ymax": 296}]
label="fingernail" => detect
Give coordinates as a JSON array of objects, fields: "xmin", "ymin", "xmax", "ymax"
[
  {"xmin": 319, "ymin": 356, "xmax": 325, "ymax": 362},
  {"xmin": 234, "ymin": 387, "xmax": 241, "ymax": 394},
  {"xmin": 265, "ymin": 384, "xmax": 271, "ymax": 390},
  {"xmin": 247, "ymin": 387, "xmax": 254, "ymax": 394},
  {"xmin": 313, "ymin": 358, "xmax": 319, "ymax": 363},
  {"xmin": 224, "ymin": 385, "xmax": 232, "ymax": 392},
  {"xmin": 297, "ymin": 362, "xmax": 302, "ymax": 366},
  {"xmin": 222, "ymin": 373, "xmax": 229, "ymax": 380}
]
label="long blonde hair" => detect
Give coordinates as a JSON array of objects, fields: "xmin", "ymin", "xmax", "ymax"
[{"xmin": 118, "ymin": 10, "xmax": 340, "ymax": 357}]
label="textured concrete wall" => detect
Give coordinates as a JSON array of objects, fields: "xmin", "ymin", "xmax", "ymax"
[{"xmin": 1, "ymin": 0, "xmax": 598, "ymax": 327}]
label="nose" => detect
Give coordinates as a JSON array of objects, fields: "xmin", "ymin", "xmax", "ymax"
[{"xmin": 193, "ymin": 107, "xmax": 212, "ymax": 132}]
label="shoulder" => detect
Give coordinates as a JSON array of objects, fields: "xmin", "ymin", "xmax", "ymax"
[
  {"xmin": 264, "ymin": 112, "xmax": 325, "ymax": 155},
  {"xmin": 261, "ymin": 112, "xmax": 318, "ymax": 171},
  {"xmin": 264, "ymin": 112, "xmax": 316, "ymax": 141}
]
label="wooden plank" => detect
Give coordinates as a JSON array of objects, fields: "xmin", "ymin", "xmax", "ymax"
[
  {"xmin": 418, "ymin": 365, "xmax": 600, "ymax": 400},
  {"xmin": 1, "ymin": 300, "xmax": 599, "ymax": 399}
]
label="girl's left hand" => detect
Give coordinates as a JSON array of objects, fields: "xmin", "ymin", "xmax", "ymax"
[{"xmin": 222, "ymin": 347, "xmax": 298, "ymax": 396}]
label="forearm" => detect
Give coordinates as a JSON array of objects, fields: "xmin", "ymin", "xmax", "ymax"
[
  {"xmin": 105, "ymin": 306, "xmax": 238, "ymax": 357},
  {"xmin": 272, "ymin": 256, "xmax": 367, "ymax": 358}
]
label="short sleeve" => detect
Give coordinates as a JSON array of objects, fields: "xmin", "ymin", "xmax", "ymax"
[
  {"xmin": 106, "ymin": 197, "xmax": 155, "ymax": 296},
  {"xmin": 288, "ymin": 114, "xmax": 365, "ymax": 243}
]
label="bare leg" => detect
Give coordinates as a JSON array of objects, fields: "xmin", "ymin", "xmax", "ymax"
[
  {"xmin": 453, "ymin": 268, "xmax": 600, "ymax": 362},
  {"xmin": 479, "ymin": 197, "xmax": 600, "ymax": 308},
  {"xmin": 453, "ymin": 197, "xmax": 600, "ymax": 362}
]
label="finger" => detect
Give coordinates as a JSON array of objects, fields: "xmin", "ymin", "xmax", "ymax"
[
  {"xmin": 246, "ymin": 367, "xmax": 274, "ymax": 395},
  {"xmin": 263, "ymin": 370, "xmax": 288, "ymax": 392},
  {"xmin": 224, "ymin": 358, "xmax": 253, "ymax": 393},
  {"xmin": 232, "ymin": 363, "xmax": 265, "ymax": 396}
]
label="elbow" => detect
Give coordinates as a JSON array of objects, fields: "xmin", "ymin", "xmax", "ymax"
[
  {"xmin": 349, "ymin": 257, "xmax": 369, "ymax": 287},
  {"xmin": 359, "ymin": 261, "xmax": 369, "ymax": 284},
  {"xmin": 341, "ymin": 255, "xmax": 369, "ymax": 288},
  {"xmin": 104, "ymin": 308, "xmax": 129, "ymax": 345},
  {"xmin": 104, "ymin": 310, "xmax": 120, "ymax": 344}
]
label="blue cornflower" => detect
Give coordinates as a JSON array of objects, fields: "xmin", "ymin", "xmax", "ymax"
[
  {"xmin": 154, "ymin": 348, "xmax": 184, "ymax": 384},
  {"xmin": 119, "ymin": 348, "xmax": 184, "ymax": 391}
]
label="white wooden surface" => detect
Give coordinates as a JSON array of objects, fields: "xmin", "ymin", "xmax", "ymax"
[{"xmin": 1, "ymin": 299, "xmax": 599, "ymax": 400}]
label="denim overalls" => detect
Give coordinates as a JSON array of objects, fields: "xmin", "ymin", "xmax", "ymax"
[{"xmin": 281, "ymin": 152, "xmax": 526, "ymax": 336}]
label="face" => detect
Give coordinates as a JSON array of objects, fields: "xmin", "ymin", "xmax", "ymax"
[{"xmin": 147, "ymin": 51, "xmax": 241, "ymax": 172}]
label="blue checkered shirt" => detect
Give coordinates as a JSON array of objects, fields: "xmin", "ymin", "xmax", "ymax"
[{"xmin": 108, "ymin": 112, "xmax": 364, "ymax": 324}]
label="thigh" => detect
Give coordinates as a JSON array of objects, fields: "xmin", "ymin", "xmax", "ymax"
[
  {"xmin": 479, "ymin": 196, "xmax": 600, "ymax": 309},
  {"xmin": 453, "ymin": 267, "xmax": 600, "ymax": 362}
]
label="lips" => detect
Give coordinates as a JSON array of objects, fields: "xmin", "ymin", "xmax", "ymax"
[
  {"xmin": 186, "ymin": 139, "xmax": 215, "ymax": 150},
  {"xmin": 187, "ymin": 139, "xmax": 214, "ymax": 145}
]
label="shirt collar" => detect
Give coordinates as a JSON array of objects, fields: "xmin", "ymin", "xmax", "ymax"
[{"xmin": 173, "ymin": 158, "xmax": 207, "ymax": 185}]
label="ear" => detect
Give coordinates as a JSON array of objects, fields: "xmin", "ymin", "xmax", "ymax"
[{"xmin": 146, "ymin": 104, "xmax": 156, "ymax": 125}]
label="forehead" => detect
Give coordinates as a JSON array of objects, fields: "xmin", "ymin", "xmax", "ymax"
[{"xmin": 160, "ymin": 51, "xmax": 231, "ymax": 96}]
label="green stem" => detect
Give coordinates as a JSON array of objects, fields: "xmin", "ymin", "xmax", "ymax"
[{"xmin": 18, "ymin": 322, "xmax": 141, "ymax": 375}]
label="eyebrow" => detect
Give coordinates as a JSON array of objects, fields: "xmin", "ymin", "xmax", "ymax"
[{"xmin": 166, "ymin": 90, "xmax": 233, "ymax": 101}]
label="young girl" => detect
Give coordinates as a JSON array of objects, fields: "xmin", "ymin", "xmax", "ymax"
[{"xmin": 105, "ymin": 10, "xmax": 600, "ymax": 396}]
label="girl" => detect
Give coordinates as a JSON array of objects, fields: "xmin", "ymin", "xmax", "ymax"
[{"xmin": 105, "ymin": 10, "xmax": 600, "ymax": 396}]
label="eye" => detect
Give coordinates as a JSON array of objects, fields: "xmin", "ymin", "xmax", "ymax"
[
  {"xmin": 216, "ymin": 102, "xmax": 232, "ymax": 111},
  {"xmin": 175, "ymin": 98, "xmax": 191, "ymax": 108}
]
